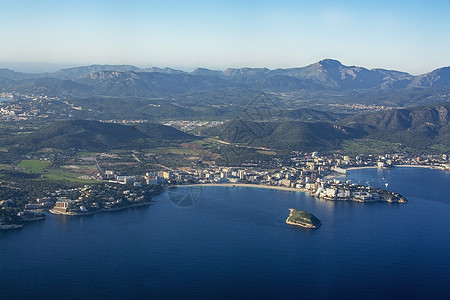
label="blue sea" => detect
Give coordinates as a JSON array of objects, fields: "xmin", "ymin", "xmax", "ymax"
[{"xmin": 1, "ymin": 167, "xmax": 449, "ymax": 299}]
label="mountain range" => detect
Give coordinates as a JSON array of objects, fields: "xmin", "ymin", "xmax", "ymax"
[
  {"xmin": 1, "ymin": 59, "xmax": 449, "ymax": 154},
  {"xmin": 206, "ymin": 102, "xmax": 450, "ymax": 152},
  {"xmin": 0, "ymin": 102, "xmax": 448, "ymax": 155},
  {"xmin": 342, "ymin": 102, "xmax": 450, "ymax": 149},
  {"xmin": 1, "ymin": 60, "xmax": 449, "ymax": 99}
]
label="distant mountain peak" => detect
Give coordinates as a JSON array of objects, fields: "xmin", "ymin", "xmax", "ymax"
[
  {"xmin": 144, "ymin": 67, "xmax": 185, "ymax": 74},
  {"xmin": 81, "ymin": 71, "xmax": 124, "ymax": 80},
  {"xmin": 190, "ymin": 68, "xmax": 223, "ymax": 76},
  {"xmin": 318, "ymin": 59, "xmax": 342, "ymax": 67},
  {"xmin": 223, "ymin": 67, "xmax": 270, "ymax": 77},
  {"xmin": 1, "ymin": 60, "xmax": 449, "ymax": 97}
]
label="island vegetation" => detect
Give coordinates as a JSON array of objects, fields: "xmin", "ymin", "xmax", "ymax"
[{"xmin": 286, "ymin": 209, "xmax": 321, "ymax": 229}]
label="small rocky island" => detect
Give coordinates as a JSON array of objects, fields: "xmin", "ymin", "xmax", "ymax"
[{"xmin": 286, "ymin": 209, "xmax": 321, "ymax": 229}]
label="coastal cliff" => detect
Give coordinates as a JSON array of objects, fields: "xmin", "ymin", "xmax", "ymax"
[{"xmin": 286, "ymin": 209, "xmax": 321, "ymax": 229}]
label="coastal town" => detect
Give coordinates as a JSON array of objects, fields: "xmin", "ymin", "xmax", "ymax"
[
  {"xmin": 1, "ymin": 94, "xmax": 449, "ymax": 227},
  {"xmin": 3, "ymin": 150, "xmax": 449, "ymax": 229}
]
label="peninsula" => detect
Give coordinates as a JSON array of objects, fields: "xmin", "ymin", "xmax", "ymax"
[{"xmin": 286, "ymin": 209, "xmax": 321, "ymax": 229}]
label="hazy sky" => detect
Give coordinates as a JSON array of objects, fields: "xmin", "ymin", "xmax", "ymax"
[{"xmin": 1, "ymin": 0, "xmax": 449, "ymax": 74}]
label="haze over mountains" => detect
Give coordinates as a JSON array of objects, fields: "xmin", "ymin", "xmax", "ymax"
[
  {"xmin": 1, "ymin": 59, "xmax": 449, "ymax": 154},
  {"xmin": 1, "ymin": 59, "xmax": 449, "ymax": 99}
]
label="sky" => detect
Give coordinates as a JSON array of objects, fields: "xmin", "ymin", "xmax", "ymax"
[{"xmin": 0, "ymin": 0, "xmax": 449, "ymax": 74}]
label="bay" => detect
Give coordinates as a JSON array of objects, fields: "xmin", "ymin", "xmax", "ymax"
[{"xmin": 1, "ymin": 167, "xmax": 449, "ymax": 299}]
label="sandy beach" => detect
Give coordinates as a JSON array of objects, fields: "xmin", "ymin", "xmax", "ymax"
[
  {"xmin": 173, "ymin": 183, "xmax": 310, "ymax": 193},
  {"xmin": 346, "ymin": 164, "xmax": 435, "ymax": 171},
  {"xmin": 394, "ymin": 164, "xmax": 433, "ymax": 169},
  {"xmin": 171, "ymin": 164, "xmax": 438, "ymax": 195},
  {"xmin": 346, "ymin": 166, "xmax": 378, "ymax": 170}
]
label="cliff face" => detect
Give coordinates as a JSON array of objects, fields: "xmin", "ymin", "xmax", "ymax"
[{"xmin": 286, "ymin": 209, "xmax": 321, "ymax": 229}]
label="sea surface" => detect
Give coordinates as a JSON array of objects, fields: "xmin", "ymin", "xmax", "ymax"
[{"xmin": 1, "ymin": 167, "xmax": 449, "ymax": 299}]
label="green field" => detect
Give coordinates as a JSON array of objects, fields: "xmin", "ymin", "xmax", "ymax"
[
  {"xmin": 341, "ymin": 139, "xmax": 403, "ymax": 154},
  {"xmin": 18, "ymin": 159, "xmax": 51, "ymax": 173},
  {"xmin": 110, "ymin": 150, "xmax": 129, "ymax": 154},
  {"xmin": 77, "ymin": 152, "xmax": 98, "ymax": 156},
  {"xmin": 192, "ymin": 139, "xmax": 210, "ymax": 146},
  {"xmin": 42, "ymin": 168, "xmax": 100, "ymax": 184},
  {"xmin": 62, "ymin": 165, "xmax": 97, "ymax": 170},
  {"xmin": 148, "ymin": 147, "xmax": 199, "ymax": 155},
  {"xmin": 257, "ymin": 150, "xmax": 277, "ymax": 155}
]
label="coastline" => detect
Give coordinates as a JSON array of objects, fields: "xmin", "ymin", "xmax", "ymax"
[
  {"xmin": 346, "ymin": 166, "xmax": 378, "ymax": 170},
  {"xmin": 98, "ymin": 201, "xmax": 152, "ymax": 213},
  {"xmin": 0, "ymin": 223, "xmax": 24, "ymax": 230},
  {"xmin": 172, "ymin": 182, "xmax": 406, "ymax": 203},
  {"xmin": 347, "ymin": 164, "xmax": 433, "ymax": 171},
  {"xmin": 285, "ymin": 209, "xmax": 321, "ymax": 229},
  {"xmin": 50, "ymin": 201, "xmax": 152, "ymax": 216},
  {"xmin": 173, "ymin": 183, "xmax": 309, "ymax": 193},
  {"xmin": 395, "ymin": 164, "xmax": 433, "ymax": 169}
]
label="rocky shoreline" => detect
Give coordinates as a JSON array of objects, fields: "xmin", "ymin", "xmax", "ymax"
[
  {"xmin": 49, "ymin": 201, "xmax": 152, "ymax": 216},
  {"xmin": 0, "ymin": 222, "xmax": 24, "ymax": 230},
  {"xmin": 285, "ymin": 209, "xmax": 321, "ymax": 229}
]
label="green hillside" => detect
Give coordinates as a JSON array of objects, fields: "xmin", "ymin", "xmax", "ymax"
[
  {"xmin": 203, "ymin": 102, "xmax": 450, "ymax": 153},
  {"xmin": 206, "ymin": 119, "xmax": 365, "ymax": 151},
  {"xmin": 3, "ymin": 120, "xmax": 195, "ymax": 153},
  {"xmin": 341, "ymin": 102, "xmax": 450, "ymax": 150}
]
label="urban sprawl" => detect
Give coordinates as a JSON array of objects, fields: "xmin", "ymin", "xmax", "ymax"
[{"xmin": 3, "ymin": 151, "xmax": 449, "ymax": 229}]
